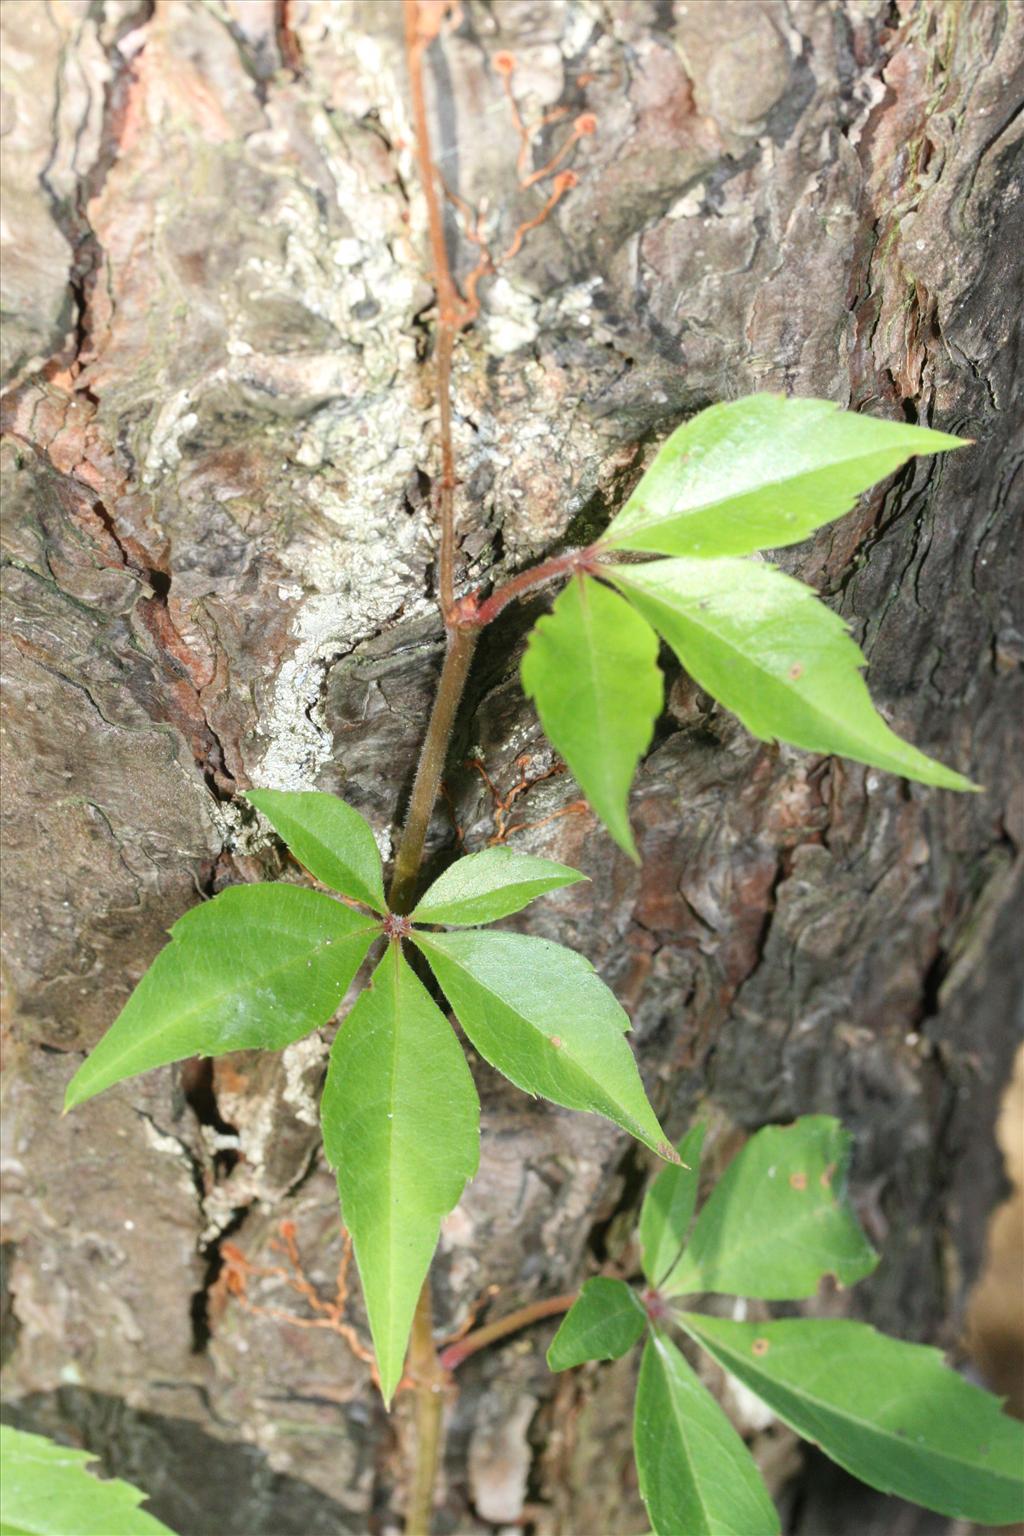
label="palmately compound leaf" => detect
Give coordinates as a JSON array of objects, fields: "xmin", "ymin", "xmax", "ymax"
[
  {"xmin": 247, "ymin": 789, "xmax": 387, "ymax": 911},
  {"xmin": 639, "ymin": 1122, "xmax": 707, "ymax": 1289},
  {"xmin": 664, "ymin": 1116, "xmax": 877, "ymax": 1300},
  {"xmin": 611, "ymin": 558, "xmax": 976, "ymax": 791},
  {"xmin": 547, "ymin": 1277, "xmax": 647, "ymax": 1371},
  {"xmin": 521, "ymin": 573, "xmax": 663, "ymax": 860},
  {"xmin": 64, "ymin": 886, "xmax": 377, "ymax": 1111},
  {"xmin": 634, "ymin": 1333, "xmax": 780, "ymax": 1536},
  {"xmin": 680, "ymin": 1315, "xmax": 1024, "ymax": 1527},
  {"xmin": 0, "ymin": 1424, "xmax": 175, "ymax": 1535},
  {"xmin": 414, "ymin": 929, "xmax": 675, "ymax": 1160},
  {"xmin": 410, "ymin": 845, "xmax": 586, "ymax": 927},
  {"xmin": 320, "ymin": 944, "xmax": 479, "ymax": 1405},
  {"xmin": 601, "ymin": 394, "xmax": 967, "ymax": 559}
]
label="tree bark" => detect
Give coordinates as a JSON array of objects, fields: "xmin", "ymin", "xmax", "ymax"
[{"xmin": 1, "ymin": 2, "xmax": 1021, "ymax": 1532}]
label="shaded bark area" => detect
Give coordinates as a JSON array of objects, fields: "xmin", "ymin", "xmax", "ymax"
[{"xmin": 1, "ymin": 2, "xmax": 1021, "ymax": 1532}]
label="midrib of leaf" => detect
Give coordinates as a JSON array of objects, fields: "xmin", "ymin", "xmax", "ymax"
[
  {"xmin": 681, "ymin": 1319, "xmax": 1020, "ymax": 1489},
  {"xmin": 79, "ymin": 921, "xmax": 378, "ymax": 1085},
  {"xmin": 307, "ymin": 835, "xmax": 382, "ymax": 903},
  {"xmin": 382, "ymin": 944, "xmax": 402, "ymax": 1329},
  {"xmin": 565, "ymin": 1286, "xmax": 644, "ymax": 1359},
  {"xmin": 642, "ymin": 1124, "xmax": 705, "ymax": 1289},
  {"xmin": 621, "ymin": 581, "xmax": 910, "ymax": 763},
  {"xmin": 654, "ymin": 1234, "xmax": 690, "ymax": 1292},
  {"xmin": 417, "ymin": 875, "xmax": 566, "ymax": 923},
  {"xmin": 578, "ymin": 577, "xmax": 623, "ymax": 812},
  {"xmin": 284, "ymin": 829, "xmax": 384, "ymax": 910},
  {"xmin": 609, "ymin": 447, "xmax": 911, "ymax": 538},
  {"xmin": 418, "ymin": 938, "xmax": 646, "ymax": 1139},
  {"xmin": 650, "ymin": 1340, "xmax": 719, "ymax": 1536}
]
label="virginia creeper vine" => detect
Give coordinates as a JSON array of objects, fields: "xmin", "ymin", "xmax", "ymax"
[{"xmin": 60, "ymin": 5, "xmax": 989, "ymax": 1534}]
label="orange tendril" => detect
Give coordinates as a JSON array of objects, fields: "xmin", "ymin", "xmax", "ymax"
[
  {"xmin": 215, "ymin": 1222, "xmax": 382, "ymax": 1379},
  {"xmin": 500, "ymin": 172, "xmax": 577, "ymax": 262},
  {"xmin": 465, "ymin": 751, "xmax": 587, "ymax": 846}
]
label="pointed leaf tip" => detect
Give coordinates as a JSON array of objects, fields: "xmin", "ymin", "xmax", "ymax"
[
  {"xmin": 62, "ymin": 885, "xmax": 377, "ymax": 1108},
  {"xmin": 321, "ymin": 946, "xmax": 479, "ymax": 1404},
  {"xmin": 246, "ymin": 789, "xmax": 387, "ymax": 911},
  {"xmin": 521, "ymin": 575, "xmax": 662, "ymax": 860},
  {"xmin": 602, "ymin": 394, "xmax": 970, "ymax": 559},
  {"xmin": 0, "ymin": 1423, "xmax": 176, "ymax": 1535},
  {"xmin": 411, "ymin": 845, "xmax": 586, "ymax": 926},
  {"xmin": 415, "ymin": 929, "xmax": 671, "ymax": 1155},
  {"xmin": 611, "ymin": 559, "xmax": 976, "ymax": 792}
]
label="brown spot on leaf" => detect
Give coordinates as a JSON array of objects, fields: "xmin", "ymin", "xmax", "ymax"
[
  {"xmin": 658, "ymin": 1141, "xmax": 683, "ymax": 1165},
  {"xmin": 789, "ymin": 663, "xmax": 804, "ymax": 679},
  {"xmin": 752, "ymin": 1337, "xmax": 770, "ymax": 1356},
  {"xmin": 820, "ymin": 1162, "xmax": 836, "ymax": 1190},
  {"xmin": 789, "ymin": 1171, "xmax": 808, "ymax": 1191},
  {"xmin": 548, "ymin": 1035, "xmax": 564, "ymax": 1049}
]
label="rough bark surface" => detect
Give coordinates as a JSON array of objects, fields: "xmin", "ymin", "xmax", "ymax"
[{"xmin": 1, "ymin": 2, "xmax": 1021, "ymax": 1533}]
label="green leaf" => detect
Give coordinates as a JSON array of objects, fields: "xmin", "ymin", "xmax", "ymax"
[
  {"xmin": 611, "ymin": 558, "xmax": 976, "ymax": 791},
  {"xmin": 639, "ymin": 1123, "xmax": 707, "ymax": 1288},
  {"xmin": 414, "ymin": 929, "xmax": 675, "ymax": 1159},
  {"xmin": 634, "ymin": 1334, "xmax": 780, "ymax": 1536},
  {"xmin": 320, "ymin": 944, "xmax": 479, "ymax": 1405},
  {"xmin": 410, "ymin": 846, "xmax": 586, "ymax": 926},
  {"xmin": 521, "ymin": 574, "xmax": 663, "ymax": 860},
  {"xmin": 247, "ymin": 789, "xmax": 386, "ymax": 911},
  {"xmin": 601, "ymin": 394, "xmax": 967, "ymax": 558},
  {"xmin": 680, "ymin": 1315, "xmax": 1024, "ymax": 1526},
  {"xmin": 547, "ymin": 1277, "xmax": 647, "ymax": 1370},
  {"xmin": 64, "ymin": 886, "xmax": 377, "ymax": 1110},
  {"xmin": 0, "ymin": 1425, "xmax": 175, "ymax": 1535},
  {"xmin": 664, "ymin": 1117, "xmax": 877, "ymax": 1300}
]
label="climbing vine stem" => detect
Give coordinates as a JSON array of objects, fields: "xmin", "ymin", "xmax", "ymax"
[
  {"xmin": 396, "ymin": 4, "xmax": 604, "ymax": 1525},
  {"xmin": 397, "ymin": 3, "xmax": 479, "ymax": 1529},
  {"xmin": 388, "ymin": 623, "xmax": 477, "ymax": 919}
]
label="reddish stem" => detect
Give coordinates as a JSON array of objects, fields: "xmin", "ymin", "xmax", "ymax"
[
  {"xmin": 463, "ymin": 543, "xmax": 604, "ymax": 629},
  {"xmin": 388, "ymin": 624, "xmax": 477, "ymax": 915},
  {"xmin": 434, "ymin": 324, "xmax": 458, "ymax": 616},
  {"xmin": 438, "ymin": 1292, "xmax": 577, "ymax": 1371},
  {"xmin": 394, "ymin": 9, "xmax": 599, "ymax": 1529},
  {"xmin": 404, "ymin": 1, "xmax": 482, "ymax": 616},
  {"xmin": 397, "ymin": 7, "xmax": 484, "ymax": 1530},
  {"xmin": 403, "ymin": 2, "xmax": 472, "ymax": 333}
]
